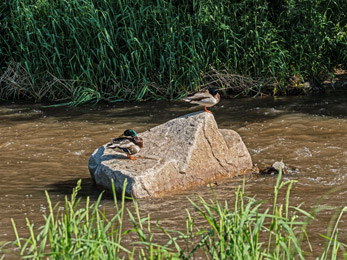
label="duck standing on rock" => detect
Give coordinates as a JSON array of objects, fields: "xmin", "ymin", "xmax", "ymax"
[
  {"xmin": 182, "ymin": 88, "xmax": 220, "ymax": 114},
  {"xmin": 106, "ymin": 129, "xmax": 143, "ymax": 160}
]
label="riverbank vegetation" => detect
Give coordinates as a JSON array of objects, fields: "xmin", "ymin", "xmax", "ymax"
[
  {"xmin": 0, "ymin": 0, "xmax": 346, "ymax": 105},
  {"xmin": 1, "ymin": 172, "xmax": 347, "ymax": 259}
]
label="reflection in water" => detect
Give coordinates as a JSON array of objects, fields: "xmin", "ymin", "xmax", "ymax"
[{"xmin": 1, "ymin": 95, "xmax": 347, "ymax": 258}]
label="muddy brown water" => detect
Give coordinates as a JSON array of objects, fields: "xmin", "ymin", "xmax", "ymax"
[{"xmin": 1, "ymin": 95, "xmax": 347, "ymax": 258}]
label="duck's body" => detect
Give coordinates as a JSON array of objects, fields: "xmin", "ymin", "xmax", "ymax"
[
  {"xmin": 106, "ymin": 130, "xmax": 143, "ymax": 160},
  {"xmin": 182, "ymin": 88, "xmax": 220, "ymax": 113}
]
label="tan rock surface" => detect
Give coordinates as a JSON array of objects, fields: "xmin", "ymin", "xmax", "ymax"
[{"xmin": 88, "ymin": 112, "xmax": 253, "ymax": 198}]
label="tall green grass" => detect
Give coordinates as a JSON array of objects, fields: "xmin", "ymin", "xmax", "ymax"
[
  {"xmin": 1, "ymin": 169, "xmax": 347, "ymax": 259},
  {"xmin": 6, "ymin": 180, "xmax": 130, "ymax": 259},
  {"xmin": 0, "ymin": 0, "xmax": 346, "ymax": 104}
]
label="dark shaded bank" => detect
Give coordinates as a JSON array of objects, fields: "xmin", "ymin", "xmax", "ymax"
[{"xmin": 0, "ymin": 0, "xmax": 346, "ymax": 105}]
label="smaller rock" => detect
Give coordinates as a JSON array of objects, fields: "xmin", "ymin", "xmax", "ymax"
[{"xmin": 260, "ymin": 161, "xmax": 288, "ymax": 175}]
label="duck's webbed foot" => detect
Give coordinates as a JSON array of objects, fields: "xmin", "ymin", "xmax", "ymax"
[
  {"xmin": 127, "ymin": 154, "xmax": 136, "ymax": 160},
  {"xmin": 204, "ymin": 106, "xmax": 213, "ymax": 114}
]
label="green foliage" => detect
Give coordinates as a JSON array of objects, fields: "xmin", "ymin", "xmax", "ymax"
[
  {"xmin": 5, "ymin": 180, "xmax": 130, "ymax": 259},
  {"xmin": 0, "ymin": 0, "xmax": 346, "ymax": 104},
  {"xmin": 2, "ymin": 169, "xmax": 347, "ymax": 259}
]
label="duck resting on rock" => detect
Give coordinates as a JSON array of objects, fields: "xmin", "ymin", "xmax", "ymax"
[
  {"xmin": 182, "ymin": 88, "xmax": 220, "ymax": 114},
  {"xmin": 106, "ymin": 129, "xmax": 143, "ymax": 160}
]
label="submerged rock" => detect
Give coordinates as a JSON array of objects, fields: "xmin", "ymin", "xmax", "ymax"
[
  {"xmin": 260, "ymin": 161, "xmax": 289, "ymax": 175},
  {"xmin": 88, "ymin": 112, "xmax": 253, "ymax": 198}
]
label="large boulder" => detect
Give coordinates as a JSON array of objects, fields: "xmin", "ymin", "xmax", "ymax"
[{"xmin": 88, "ymin": 112, "xmax": 252, "ymax": 198}]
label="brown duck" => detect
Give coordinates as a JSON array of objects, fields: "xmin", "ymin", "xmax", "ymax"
[{"xmin": 182, "ymin": 88, "xmax": 220, "ymax": 114}]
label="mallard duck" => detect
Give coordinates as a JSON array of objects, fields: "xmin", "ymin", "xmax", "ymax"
[
  {"xmin": 182, "ymin": 88, "xmax": 220, "ymax": 114},
  {"xmin": 106, "ymin": 129, "xmax": 144, "ymax": 160}
]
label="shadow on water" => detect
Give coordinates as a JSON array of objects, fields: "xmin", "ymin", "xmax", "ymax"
[
  {"xmin": 47, "ymin": 178, "xmax": 137, "ymax": 202},
  {"xmin": 47, "ymin": 178, "xmax": 104, "ymax": 200}
]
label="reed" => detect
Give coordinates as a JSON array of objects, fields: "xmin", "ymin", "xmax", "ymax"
[
  {"xmin": 0, "ymin": 0, "xmax": 346, "ymax": 104},
  {"xmin": 1, "ymin": 169, "xmax": 347, "ymax": 259},
  {"xmin": 5, "ymin": 180, "xmax": 130, "ymax": 259}
]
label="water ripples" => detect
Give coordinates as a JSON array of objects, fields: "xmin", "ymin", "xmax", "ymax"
[{"xmin": 1, "ymin": 96, "xmax": 347, "ymax": 257}]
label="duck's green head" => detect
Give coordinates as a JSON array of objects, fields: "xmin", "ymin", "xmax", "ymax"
[{"xmin": 123, "ymin": 129, "xmax": 137, "ymax": 137}]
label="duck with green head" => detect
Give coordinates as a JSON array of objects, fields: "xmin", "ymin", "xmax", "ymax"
[
  {"xmin": 182, "ymin": 88, "xmax": 220, "ymax": 114},
  {"xmin": 106, "ymin": 129, "xmax": 144, "ymax": 160}
]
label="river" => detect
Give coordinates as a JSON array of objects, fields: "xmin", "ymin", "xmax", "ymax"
[{"xmin": 1, "ymin": 94, "xmax": 347, "ymax": 258}]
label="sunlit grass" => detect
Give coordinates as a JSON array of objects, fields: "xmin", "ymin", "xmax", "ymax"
[
  {"xmin": 7, "ymin": 180, "xmax": 130, "ymax": 259},
  {"xmin": 1, "ymin": 168, "xmax": 347, "ymax": 259},
  {"xmin": 0, "ymin": 0, "xmax": 346, "ymax": 104}
]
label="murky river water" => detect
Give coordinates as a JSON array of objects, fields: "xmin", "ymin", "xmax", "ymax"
[{"xmin": 1, "ymin": 94, "xmax": 347, "ymax": 258}]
